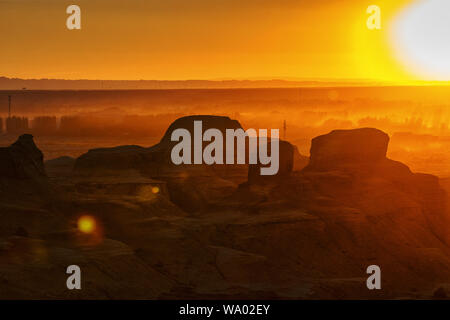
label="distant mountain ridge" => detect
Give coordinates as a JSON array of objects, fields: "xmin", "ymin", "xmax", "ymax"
[{"xmin": 0, "ymin": 76, "xmax": 378, "ymax": 90}]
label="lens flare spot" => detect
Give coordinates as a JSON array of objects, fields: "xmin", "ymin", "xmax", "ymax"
[
  {"xmin": 152, "ymin": 186, "xmax": 160, "ymax": 194},
  {"xmin": 77, "ymin": 215, "xmax": 97, "ymax": 234}
]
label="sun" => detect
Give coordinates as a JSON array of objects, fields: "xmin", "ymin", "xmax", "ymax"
[
  {"xmin": 391, "ymin": 0, "xmax": 450, "ymax": 80},
  {"xmin": 350, "ymin": 0, "xmax": 415, "ymax": 83}
]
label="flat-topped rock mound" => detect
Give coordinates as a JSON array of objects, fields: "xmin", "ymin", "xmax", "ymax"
[
  {"xmin": 74, "ymin": 115, "xmax": 244, "ymax": 174},
  {"xmin": 159, "ymin": 115, "xmax": 242, "ymax": 145},
  {"xmin": 307, "ymin": 128, "xmax": 389, "ymax": 170},
  {"xmin": 74, "ymin": 145, "xmax": 148, "ymax": 175}
]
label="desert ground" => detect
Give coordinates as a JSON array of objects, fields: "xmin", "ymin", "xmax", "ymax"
[{"xmin": 1, "ymin": 88, "xmax": 450, "ymax": 299}]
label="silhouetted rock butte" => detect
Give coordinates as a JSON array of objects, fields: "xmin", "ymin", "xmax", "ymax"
[
  {"xmin": 0, "ymin": 135, "xmax": 63, "ymax": 237},
  {"xmin": 74, "ymin": 115, "xmax": 244, "ymax": 174},
  {"xmin": 159, "ymin": 115, "xmax": 241, "ymax": 145},
  {"xmin": 0, "ymin": 134, "xmax": 46, "ymax": 180},
  {"xmin": 307, "ymin": 128, "xmax": 388, "ymax": 171}
]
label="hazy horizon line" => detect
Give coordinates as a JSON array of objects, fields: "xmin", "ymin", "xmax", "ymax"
[{"xmin": 1, "ymin": 76, "xmax": 450, "ymax": 90}]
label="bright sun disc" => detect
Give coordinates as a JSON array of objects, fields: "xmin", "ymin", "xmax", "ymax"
[{"xmin": 392, "ymin": 0, "xmax": 450, "ymax": 80}]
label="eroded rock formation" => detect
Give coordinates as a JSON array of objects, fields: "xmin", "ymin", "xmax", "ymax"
[
  {"xmin": 2, "ymin": 122, "xmax": 448, "ymax": 299},
  {"xmin": 73, "ymin": 116, "xmax": 252, "ymax": 212},
  {"xmin": 306, "ymin": 128, "xmax": 389, "ymax": 171},
  {"xmin": 0, "ymin": 134, "xmax": 46, "ymax": 179}
]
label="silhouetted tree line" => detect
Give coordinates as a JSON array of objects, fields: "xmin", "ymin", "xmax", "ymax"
[
  {"xmin": 0, "ymin": 113, "xmax": 186, "ymax": 137},
  {"xmin": 5, "ymin": 117, "xmax": 29, "ymax": 134}
]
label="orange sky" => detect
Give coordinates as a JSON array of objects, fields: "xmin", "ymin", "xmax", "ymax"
[{"xmin": 0, "ymin": 0, "xmax": 431, "ymax": 81}]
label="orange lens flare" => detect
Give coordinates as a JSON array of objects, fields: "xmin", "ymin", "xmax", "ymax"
[
  {"xmin": 152, "ymin": 186, "xmax": 160, "ymax": 194},
  {"xmin": 77, "ymin": 215, "xmax": 97, "ymax": 234}
]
